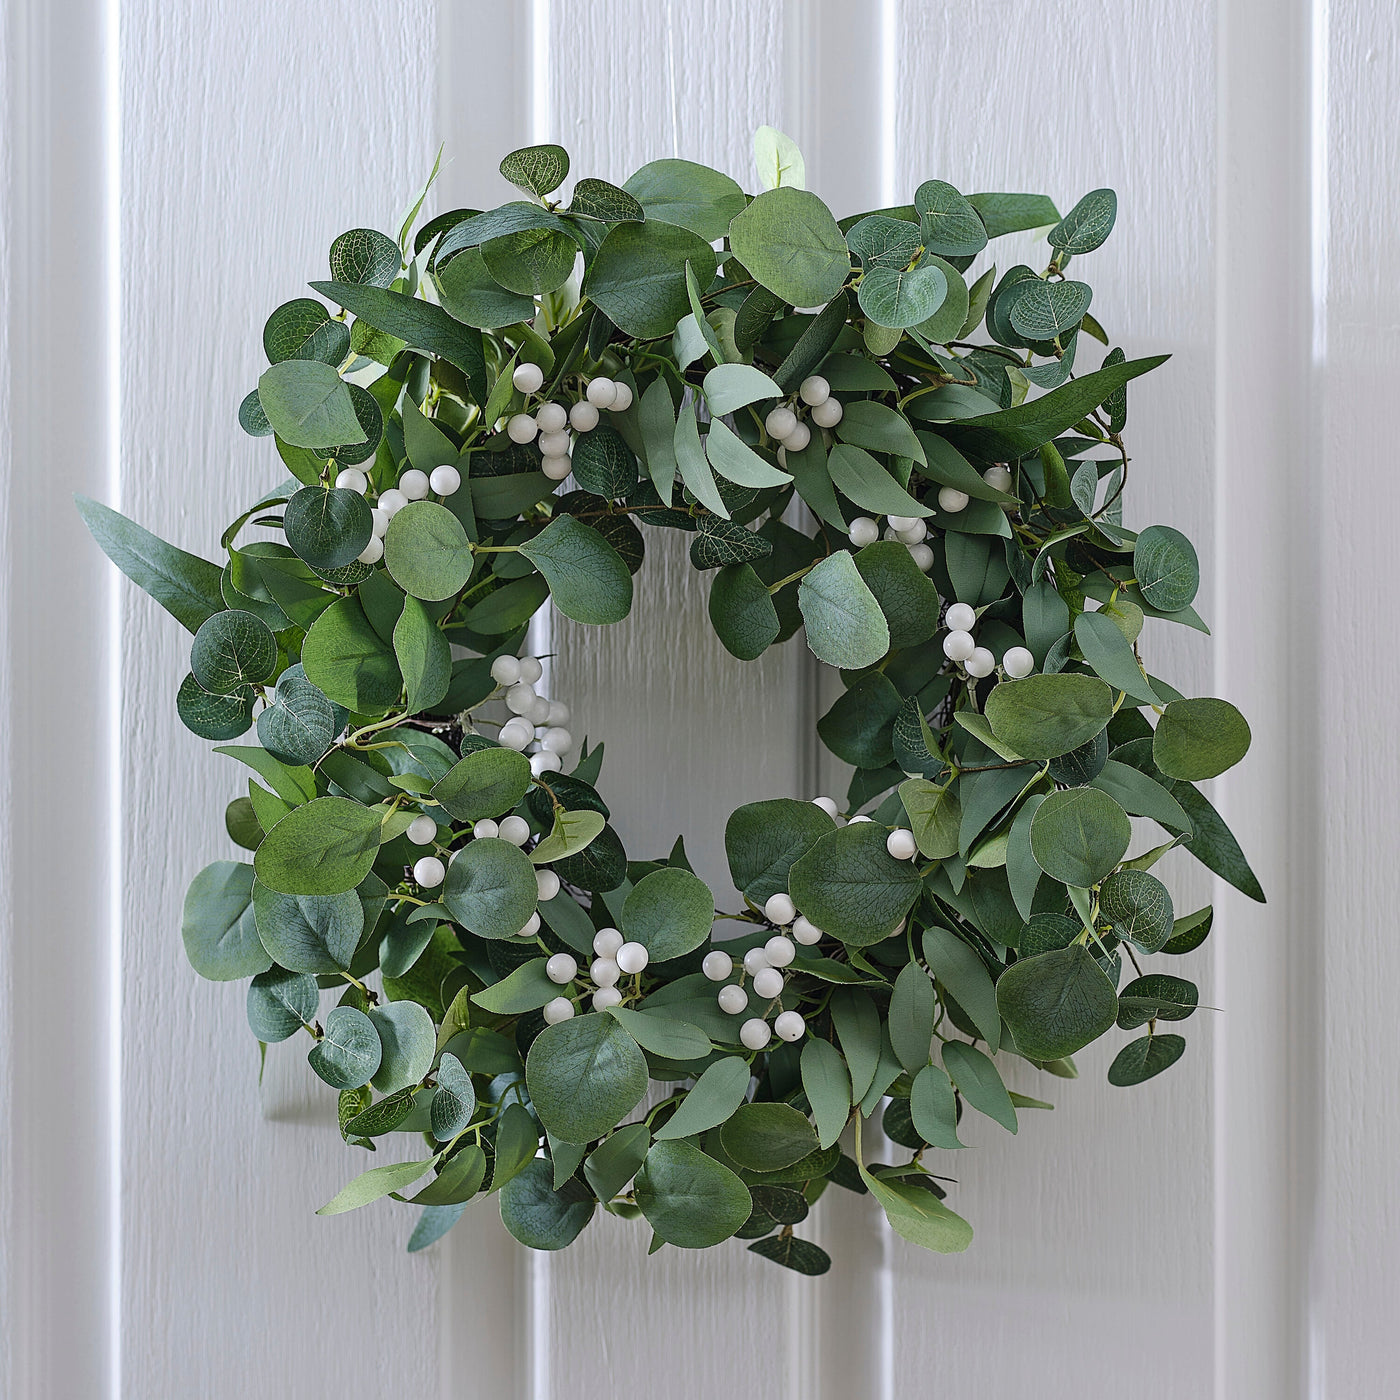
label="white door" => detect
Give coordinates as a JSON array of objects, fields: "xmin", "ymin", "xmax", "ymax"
[{"xmin": 3, "ymin": 2, "xmax": 1397, "ymax": 1397}]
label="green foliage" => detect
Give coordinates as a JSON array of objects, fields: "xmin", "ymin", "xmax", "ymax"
[{"xmin": 85, "ymin": 136, "xmax": 1257, "ymax": 1271}]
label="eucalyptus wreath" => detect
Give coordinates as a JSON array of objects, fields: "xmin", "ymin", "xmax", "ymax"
[{"xmin": 80, "ymin": 131, "xmax": 1261, "ymax": 1275}]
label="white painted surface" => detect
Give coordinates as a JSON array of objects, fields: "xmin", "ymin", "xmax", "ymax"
[{"xmin": 4, "ymin": 0, "xmax": 1400, "ymax": 1396}]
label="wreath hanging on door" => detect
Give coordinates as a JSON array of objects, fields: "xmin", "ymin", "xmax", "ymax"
[{"xmin": 81, "ymin": 131, "xmax": 1260, "ymax": 1275}]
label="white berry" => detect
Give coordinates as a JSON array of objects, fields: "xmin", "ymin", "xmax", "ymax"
[
  {"xmin": 848, "ymin": 814, "xmax": 872, "ymax": 824},
  {"xmin": 792, "ymin": 915, "xmax": 822, "ymax": 945},
  {"xmin": 512, "ymin": 362, "xmax": 544, "ymax": 394},
  {"xmin": 491, "ymin": 655, "xmax": 522, "ymax": 685},
  {"xmin": 811, "ymin": 796, "xmax": 839, "ymax": 819},
  {"xmin": 538, "ymin": 429, "xmax": 572, "ymax": 458},
  {"xmin": 518, "ymin": 656, "xmax": 543, "ymax": 684},
  {"xmin": 335, "ymin": 468, "xmax": 368, "ymax": 493},
  {"xmin": 782, "ymin": 421, "xmax": 811, "ymax": 452},
  {"xmin": 413, "ymin": 855, "xmax": 445, "ymax": 888},
  {"xmin": 528, "ymin": 697, "xmax": 552, "ymax": 727},
  {"xmin": 430, "ymin": 464, "xmax": 461, "ymax": 497},
  {"xmin": 610, "ymin": 382, "xmax": 633, "ymax": 412},
  {"xmin": 370, "ymin": 508, "xmax": 390, "ymax": 539},
  {"xmin": 401, "ymin": 469, "xmax": 432, "ymax": 501},
  {"xmin": 909, "ymin": 543, "xmax": 935, "ymax": 572},
  {"xmin": 569, "ymin": 401, "xmax": 600, "ymax": 432},
  {"xmin": 764, "ymin": 935, "xmax": 795, "ymax": 967},
  {"xmin": 616, "ymin": 941, "xmax": 649, "ymax": 975},
  {"xmin": 530, "ymin": 751, "xmax": 563, "ymax": 776},
  {"xmin": 585, "ymin": 377, "xmax": 618, "ymax": 409},
  {"xmin": 535, "ymin": 402, "xmax": 568, "ymax": 433},
  {"xmin": 740, "ymin": 1018, "xmax": 772, "ymax": 1050},
  {"xmin": 943, "ymin": 629, "xmax": 976, "ymax": 662},
  {"xmin": 546, "ymin": 701, "xmax": 571, "ymax": 726},
  {"xmin": 718, "ymin": 984, "xmax": 748, "ymax": 1015},
  {"xmin": 498, "ymin": 716, "xmax": 534, "ymax": 750},
  {"xmin": 505, "ymin": 682, "xmax": 537, "ymax": 715},
  {"xmin": 703, "ymin": 950, "xmax": 734, "ymax": 981},
  {"xmin": 848, "ymin": 516, "xmax": 880, "ymax": 548},
  {"xmin": 590, "ymin": 957, "xmax": 620, "ymax": 988},
  {"xmin": 945, "ymin": 603, "xmax": 976, "ymax": 631},
  {"xmin": 965, "ymin": 646, "xmax": 996, "ymax": 679},
  {"xmin": 1003, "ymin": 646, "xmax": 1036, "ymax": 679},
  {"xmin": 378, "ymin": 488, "xmax": 408, "ymax": 517},
  {"xmin": 542, "ymin": 456, "xmax": 572, "ymax": 481},
  {"xmin": 546, "ymin": 953, "xmax": 577, "ymax": 985},
  {"xmin": 592, "ymin": 987, "xmax": 623, "ymax": 1011},
  {"xmin": 897, "ymin": 521, "xmax": 928, "ymax": 545},
  {"xmin": 541, "ymin": 727, "xmax": 573, "ymax": 754},
  {"xmin": 886, "ymin": 828, "xmax": 918, "ymax": 861},
  {"xmin": 593, "ymin": 927, "xmax": 624, "ymax": 957},
  {"xmin": 752, "ymin": 967, "xmax": 784, "ymax": 1000},
  {"xmin": 765, "ymin": 406, "xmax": 797, "ymax": 440},
  {"xmin": 811, "ymin": 397, "xmax": 843, "ymax": 428},
  {"xmin": 473, "ymin": 819, "xmax": 499, "ymax": 840},
  {"xmin": 357, "ymin": 537, "xmax": 384, "ymax": 565},
  {"xmin": 888, "ymin": 515, "xmax": 917, "ymax": 532},
  {"xmin": 407, "ymin": 815, "xmax": 438, "ymax": 846},
  {"xmin": 507, "ymin": 413, "xmax": 538, "ymax": 444},
  {"xmin": 516, "ymin": 913, "xmax": 541, "ymax": 938},
  {"xmin": 498, "ymin": 815, "xmax": 531, "ymax": 846},
  {"xmin": 764, "ymin": 892, "xmax": 796, "ymax": 925},
  {"xmin": 799, "ymin": 375, "xmax": 830, "ymax": 406},
  {"xmin": 983, "ymin": 464, "xmax": 1014, "ymax": 492},
  {"xmin": 536, "ymin": 869, "xmax": 560, "ymax": 901},
  {"xmin": 743, "ymin": 947, "xmax": 770, "ymax": 975},
  {"xmin": 938, "ymin": 486, "xmax": 969, "ymax": 513},
  {"xmin": 543, "ymin": 996, "xmax": 575, "ymax": 1025},
  {"xmin": 774, "ymin": 1010, "xmax": 806, "ymax": 1042}
]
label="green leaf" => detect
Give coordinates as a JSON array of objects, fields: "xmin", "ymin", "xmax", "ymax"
[
  {"xmin": 709, "ymin": 564, "xmax": 780, "ymax": 661},
  {"xmin": 1049, "ymin": 188, "xmax": 1118, "ymax": 256},
  {"xmin": 622, "ymin": 159, "xmax": 746, "ymax": 241},
  {"xmin": 853, "ymin": 541, "xmax": 939, "ymax": 647},
  {"xmin": 845, "ymin": 213, "xmax": 921, "ymax": 269},
  {"xmin": 257, "ymin": 667, "xmax": 337, "ymax": 766},
  {"xmin": 620, "ymin": 866, "xmax": 714, "ymax": 961},
  {"xmin": 77, "ymin": 496, "xmax": 225, "ymax": 633},
  {"xmin": 531, "ymin": 808, "xmax": 607, "ymax": 864},
  {"xmin": 654, "ymin": 1056, "xmax": 752, "ymax": 1142},
  {"xmin": 720, "ymin": 1102, "xmax": 819, "ymax": 1172},
  {"xmin": 635, "ymin": 1139, "xmax": 752, "ymax": 1248},
  {"xmin": 257, "ymin": 361, "xmax": 365, "ymax": 449},
  {"xmin": 491, "ymin": 1101, "xmax": 541, "ymax": 1191},
  {"xmin": 835, "ymin": 400, "xmax": 926, "ymax": 464},
  {"xmin": 703, "ymin": 363, "xmax": 782, "ymax": 417},
  {"xmin": 499, "ymin": 1156, "xmax": 595, "ymax": 1248},
  {"xmin": 181, "ymin": 860, "xmax": 269, "ymax": 981},
  {"xmin": 728, "ymin": 187, "xmax": 850, "ymax": 307},
  {"xmin": 584, "ymin": 221, "xmax": 718, "ymax": 339},
  {"xmin": 431, "ymin": 747, "xmax": 532, "ymax": 822},
  {"xmin": 1153, "ymin": 698, "xmax": 1252, "ymax": 780},
  {"xmin": 369, "ymin": 1000, "xmax": 436, "ymax": 1093},
  {"xmin": 435, "ymin": 247, "xmax": 537, "ymax": 329},
  {"xmin": 753, "ymin": 125, "xmax": 806, "ymax": 189},
  {"xmin": 500, "ymin": 143, "xmax": 569, "ymax": 198},
  {"xmin": 858, "ymin": 259, "xmax": 948, "ymax": 329},
  {"xmin": 1174, "ymin": 782, "xmax": 1266, "ymax": 902},
  {"xmin": 799, "ymin": 1038, "xmax": 851, "ymax": 1149},
  {"xmin": 317, "ymin": 1155, "xmax": 436, "ymax": 1215},
  {"xmin": 725, "ymin": 798, "xmax": 836, "ymax": 904},
  {"xmin": 393, "ymin": 596, "xmax": 451, "ymax": 714},
  {"xmin": 889, "ymin": 962, "xmax": 936, "ymax": 1073},
  {"xmin": 442, "ymin": 837, "xmax": 538, "ymax": 938},
  {"xmin": 899, "ymin": 780, "xmax": 960, "ymax": 860},
  {"xmin": 748, "ymin": 1235, "xmax": 831, "ymax": 1275},
  {"xmin": 329, "ymin": 227, "xmax": 400, "ymax": 287},
  {"xmin": 215, "ymin": 744, "xmax": 316, "ymax": 806},
  {"xmin": 1028, "ymin": 787, "xmax": 1131, "ymax": 886},
  {"xmin": 923, "ymin": 926, "xmax": 1000, "ymax": 1049},
  {"xmin": 830, "ymin": 988, "xmax": 881, "ymax": 1101},
  {"xmin": 1007, "ymin": 279, "xmax": 1092, "ymax": 340},
  {"xmin": 567, "ymin": 176, "xmax": 646, "ymax": 223},
  {"xmin": 968, "ymin": 192, "xmax": 1061, "ymax": 239},
  {"xmin": 1107, "ymin": 1033, "xmax": 1186, "ymax": 1086},
  {"xmin": 1073, "ymin": 611, "xmax": 1161, "ymax": 706},
  {"xmin": 283, "ymin": 486, "xmax": 372, "ymax": 571},
  {"xmin": 798, "ymin": 552, "xmax": 890, "ymax": 669},
  {"xmin": 308, "ymin": 1005, "xmax": 382, "ymax": 1090},
  {"xmin": 253, "ymin": 796, "xmax": 384, "ymax": 897},
  {"xmin": 789, "ymin": 822, "xmax": 922, "ymax": 946},
  {"xmin": 252, "ymin": 881, "xmax": 362, "ymax": 973},
  {"xmin": 674, "ymin": 401, "xmax": 730, "ymax": 517},
  {"xmin": 1133, "ymin": 525, "xmax": 1200, "ymax": 611},
  {"xmin": 705, "ymin": 419, "xmax": 791, "ymax": 488},
  {"xmin": 190, "ymin": 610, "xmax": 277, "ymax": 694},
  {"xmin": 263, "ymin": 297, "xmax": 350, "ymax": 365},
  {"xmin": 914, "ymin": 180, "xmax": 988, "ymax": 257},
  {"xmin": 827, "ymin": 444, "xmax": 930, "ymax": 518},
  {"xmin": 310, "ymin": 282, "xmax": 486, "ymax": 403},
  {"xmin": 526, "ymin": 1012, "xmax": 649, "ymax": 1144},
  {"xmin": 1090, "ymin": 760, "xmax": 1192, "ymax": 834},
  {"xmin": 520, "ymin": 515, "xmax": 633, "ymax": 625},
  {"xmin": 942, "ymin": 1041, "xmax": 1016, "ymax": 1132},
  {"xmin": 301, "ymin": 596, "xmax": 402, "ymax": 713},
  {"xmin": 409, "ymin": 1144, "xmax": 487, "ymax": 1205},
  {"xmin": 1099, "ymin": 869, "xmax": 1175, "ymax": 952},
  {"xmin": 638, "ymin": 377, "xmax": 679, "ymax": 500},
  {"xmin": 1116, "ymin": 973, "xmax": 1198, "ymax": 1029},
  {"xmin": 607, "ymin": 1006, "xmax": 711, "ymax": 1061},
  {"xmin": 383, "ymin": 500, "xmax": 473, "ymax": 603},
  {"xmin": 984, "ymin": 674, "xmax": 1114, "ymax": 760},
  {"xmin": 246, "ymin": 967, "xmax": 318, "ymax": 1042},
  {"xmin": 817, "ymin": 670, "xmax": 901, "ymax": 768},
  {"xmin": 997, "ymin": 945, "xmax": 1119, "ymax": 1059},
  {"xmin": 471, "ymin": 958, "xmax": 560, "ymax": 1015},
  {"xmin": 481, "ymin": 226, "xmax": 576, "ymax": 297},
  {"xmin": 430, "ymin": 1053, "xmax": 476, "ymax": 1141},
  {"xmin": 859, "ymin": 1158, "xmax": 973, "ymax": 1253},
  {"xmin": 909, "ymin": 1063, "xmax": 964, "ymax": 1148},
  {"xmin": 569, "ymin": 424, "xmax": 640, "ymax": 500}
]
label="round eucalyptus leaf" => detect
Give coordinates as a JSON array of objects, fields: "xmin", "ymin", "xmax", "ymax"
[
  {"xmin": 584, "ymin": 221, "xmax": 717, "ymax": 339},
  {"xmin": 1116, "ymin": 973, "xmax": 1198, "ymax": 1030},
  {"xmin": 430, "ymin": 1053, "xmax": 477, "ymax": 1141},
  {"xmin": 620, "ymin": 866, "xmax": 714, "ymax": 961},
  {"xmin": 1018, "ymin": 911, "xmax": 1080, "ymax": 957},
  {"xmin": 748, "ymin": 1234, "xmax": 831, "ymax": 1275},
  {"xmin": 621, "ymin": 158, "xmax": 745, "ymax": 241},
  {"xmin": 788, "ymin": 821, "xmax": 922, "ymax": 946},
  {"xmin": 1007, "ymin": 279, "xmax": 1092, "ymax": 340},
  {"xmin": 845, "ymin": 214, "xmax": 921, "ymax": 268},
  {"xmin": 499, "ymin": 143, "xmax": 570, "ymax": 199},
  {"xmin": 431, "ymin": 747, "xmax": 532, "ymax": 822},
  {"xmin": 858, "ymin": 259, "xmax": 948, "ymax": 329},
  {"xmin": 501, "ymin": 1159, "xmax": 596, "ymax": 1249},
  {"xmin": 181, "ymin": 860, "xmax": 269, "ymax": 981},
  {"xmin": 308, "ymin": 1005, "xmax": 382, "ymax": 1090},
  {"xmin": 984, "ymin": 674, "xmax": 1114, "ymax": 760},
  {"xmin": 283, "ymin": 486, "xmax": 373, "ymax": 571},
  {"xmin": 709, "ymin": 563, "xmax": 780, "ymax": 660},
  {"xmin": 441, "ymin": 836, "xmax": 538, "ymax": 938},
  {"xmin": 1049, "ymin": 188, "xmax": 1118, "ymax": 257},
  {"xmin": 257, "ymin": 360, "xmax": 365, "ymax": 450},
  {"xmin": 797, "ymin": 552, "xmax": 890, "ymax": 670},
  {"xmin": 1152, "ymin": 697, "xmax": 1251, "ymax": 781},
  {"xmin": 253, "ymin": 796, "xmax": 384, "ymax": 897},
  {"xmin": 567, "ymin": 177, "xmax": 646, "ymax": 223},
  {"xmin": 1133, "ymin": 524, "xmax": 1200, "ymax": 611},
  {"xmin": 301, "ymin": 596, "xmax": 402, "ymax": 713},
  {"xmin": 238, "ymin": 388, "xmax": 272, "ymax": 437},
  {"xmin": 252, "ymin": 879, "xmax": 364, "ymax": 973},
  {"xmin": 914, "ymin": 180, "xmax": 988, "ymax": 257},
  {"xmin": 728, "ymin": 187, "xmax": 850, "ymax": 308},
  {"xmin": 176, "ymin": 671, "xmax": 255, "ymax": 740},
  {"xmin": 481, "ymin": 226, "xmax": 576, "ymax": 296},
  {"xmin": 518, "ymin": 514, "xmax": 633, "ymax": 625},
  {"xmin": 1028, "ymin": 787, "xmax": 1131, "ymax": 887},
  {"xmin": 190, "ymin": 609, "xmax": 277, "ymax": 695},
  {"xmin": 263, "ymin": 297, "xmax": 350, "ymax": 366},
  {"xmin": 225, "ymin": 796, "xmax": 263, "ymax": 851},
  {"xmin": 384, "ymin": 500, "xmax": 473, "ymax": 602},
  {"xmin": 1099, "ymin": 869, "xmax": 1175, "ymax": 952},
  {"xmin": 257, "ymin": 668, "xmax": 339, "ymax": 766},
  {"xmin": 435, "ymin": 247, "xmax": 536, "ymax": 329},
  {"xmin": 247, "ymin": 967, "xmax": 319, "ymax": 1042},
  {"xmin": 634, "ymin": 1139, "xmax": 751, "ymax": 1248},
  {"xmin": 368, "ymin": 1000, "xmax": 436, "ymax": 1093},
  {"xmin": 525, "ymin": 1012, "xmax": 648, "ymax": 1144},
  {"xmin": 725, "ymin": 797, "xmax": 835, "ymax": 904},
  {"xmin": 1107, "ymin": 1032, "xmax": 1185, "ymax": 1086},
  {"xmin": 326, "ymin": 385, "xmax": 384, "ymax": 466},
  {"xmin": 1046, "ymin": 728, "xmax": 1109, "ymax": 786},
  {"xmin": 997, "ymin": 945, "xmax": 1119, "ymax": 1059},
  {"xmin": 328, "ymin": 227, "xmax": 400, "ymax": 288}
]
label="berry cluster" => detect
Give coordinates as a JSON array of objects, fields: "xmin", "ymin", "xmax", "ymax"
[
  {"xmin": 506, "ymin": 363, "xmax": 633, "ymax": 483},
  {"xmin": 335, "ymin": 460, "xmax": 464, "ymax": 567},
  {"xmin": 939, "ymin": 601, "xmax": 1035, "ymax": 681},
  {"xmin": 541, "ymin": 925, "xmax": 653, "ymax": 1026},
  {"xmin": 764, "ymin": 373, "xmax": 841, "ymax": 459},
  {"xmin": 486, "ymin": 653, "xmax": 573, "ymax": 776}
]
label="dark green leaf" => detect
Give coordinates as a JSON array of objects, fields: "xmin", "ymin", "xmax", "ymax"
[
  {"xmin": 1107, "ymin": 1032, "xmax": 1185, "ymax": 1086},
  {"xmin": 1153, "ymin": 698, "xmax": 1252, "ymax": 780},
  {"xmin": 526, "ymin": 1012, "xmax": 649, "ymax": 1144},
  {"xmin": 789, "ymin": 822, "xmax": 921, "ymax": 946},
  {"xmin": 1028, "ymin": 787, "xmax": 1131, "ymax": 886},
  {"xmin": 520, "ymin": 514, "xmax": 633, "ymax": 625},
  {"xmin": 253, "ymin": 796, "xmax": 384, "ymax": 897},
  {"xmin": 442, "ymin": 837, "xmax": 538, "ymax": 938},
  {"xmin": 728, "ymin": 187, "xmax": 850, "ymax": 306},
  {"xmin": 635, "ymin": 1139, "xmax": 751, "ymax": 1248},
  {"xmin": 584, "ymin": 221, "xmax": 718, "ymax": 339},
  {"xmin": 997, "ymin": 945, "xmax": 1119, "ymax": 1059}
]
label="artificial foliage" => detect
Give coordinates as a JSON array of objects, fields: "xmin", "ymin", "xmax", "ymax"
[{"xmin": 80, "ymin": 132, "xmax": 1260, "ymax": 1275}]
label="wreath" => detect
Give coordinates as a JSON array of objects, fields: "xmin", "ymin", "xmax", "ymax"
[{"xmin": 80, "ymin": 132, "xmax": 1261, "ymax": 1276}]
